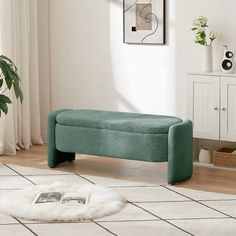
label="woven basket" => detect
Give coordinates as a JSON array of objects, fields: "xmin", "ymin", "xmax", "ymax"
[{"xmin": 213, "ymin": 148, "xmax": 236, "ymax": 168}]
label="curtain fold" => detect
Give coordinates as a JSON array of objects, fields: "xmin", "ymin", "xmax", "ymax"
[{"xmin": 0, "ymin": 0, "xmax": 43, "ymax": 155}]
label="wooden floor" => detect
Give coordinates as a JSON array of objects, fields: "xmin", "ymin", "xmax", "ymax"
[{"xmin": 1, "ymin": 145, "xmax": 236, "ymax": 195}]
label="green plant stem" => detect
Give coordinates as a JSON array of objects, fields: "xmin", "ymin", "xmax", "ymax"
[{"xmin": 0, "ymin": 87, "xmax": 7, "ymax": 95}]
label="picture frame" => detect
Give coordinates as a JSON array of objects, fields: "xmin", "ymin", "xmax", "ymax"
[{"xmin": 123, "ymin": 0, "xmax": 166, "ymax": 45}]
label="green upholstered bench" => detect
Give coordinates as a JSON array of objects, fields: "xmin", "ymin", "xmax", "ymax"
[{"xmin": 47, "ymin": 109, "xmax": 193, "ymax": 185}]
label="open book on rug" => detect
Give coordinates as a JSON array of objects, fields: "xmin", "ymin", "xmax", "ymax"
[{"xmin": 33, "ymin": 192, "xmax": 89, "ymax": 206}]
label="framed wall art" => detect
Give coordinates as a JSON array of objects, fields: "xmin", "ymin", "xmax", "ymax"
[{"xmin": 123, "ymin": 0, "xmax": 165, "ymax": 45}]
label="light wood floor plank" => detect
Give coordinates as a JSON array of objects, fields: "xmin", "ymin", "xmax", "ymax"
[{"xmin": 0, "ymin": 145, "xmax": 236, "ymax": 195}]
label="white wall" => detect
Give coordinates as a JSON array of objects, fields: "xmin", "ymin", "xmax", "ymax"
[
  {"xmin": 37, "ymin": 0, "xmax": 236, "ymax": 127},
  {"xmin": 49, "ymin": 0, "xmax": 177, "ymax": 116}
]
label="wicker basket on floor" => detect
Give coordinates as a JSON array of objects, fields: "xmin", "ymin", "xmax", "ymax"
[{"xmin": 213, "ymin": 148, "xmax": 236, "ymax": 168}]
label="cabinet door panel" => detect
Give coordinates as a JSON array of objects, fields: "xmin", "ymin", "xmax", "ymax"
[
  {"xmin": 221, "ymin": 77, "xmax": 236, "ymax": 141},
  {"xmin": 188, "ymin": 75, "xmax": 220, "ymax": 140}
]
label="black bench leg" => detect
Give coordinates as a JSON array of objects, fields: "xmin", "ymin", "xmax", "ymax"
[{"xmin": 48, "ymin": 149, "xmax": 75, "ymax": 168}]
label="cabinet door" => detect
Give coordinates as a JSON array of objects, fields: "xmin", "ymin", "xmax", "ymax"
[
  {"xmin": 220, "ymin": 77, "xmax": 236, "ymax": 141},
  {"xmin": 188, "ymin": 75, "xmax": 220, "ymax": 140}
]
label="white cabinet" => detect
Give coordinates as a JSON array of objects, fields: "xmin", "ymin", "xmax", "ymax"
[
  {"xmin": 187, "ymin": 72, "xmax": 236, "ymax": 142},
  {"xmin": 221, "ymin": 77, "xmax": 236, "ymax": 141}
]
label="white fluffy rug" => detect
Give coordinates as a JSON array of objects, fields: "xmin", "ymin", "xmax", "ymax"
[{"xmin": 0, "ymin": 182, "xmax": 126, "ymax": 222}]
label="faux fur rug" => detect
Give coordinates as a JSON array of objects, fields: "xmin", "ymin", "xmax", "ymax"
[{"xmin": 0, "ymin": 182, "xmax": 126, "ymax": 222}]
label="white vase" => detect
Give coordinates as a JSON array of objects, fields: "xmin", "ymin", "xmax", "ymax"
[
  {"xmin": 202, "ymin": 45, "xmax": 213, "ymax": 72},
  {"xmin": 199, "ymin": 148, "xmax": 212, "ymax": 164}
]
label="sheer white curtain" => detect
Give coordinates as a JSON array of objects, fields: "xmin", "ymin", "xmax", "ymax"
[{"xmin": 0, "ymin": 0, "xmax": 43, "ymax": 155}]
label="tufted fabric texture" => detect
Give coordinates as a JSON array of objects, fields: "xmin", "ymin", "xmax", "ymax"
[
  {"xmin": 55, "ymin": 125, "xmax": 168, "ymax": 162},
  {"xmin": 56, "ymin": 110, "xmax": 182, "ymax": 134},
  {"xmin": 168, "ymin": 120, "xmax": 193, "ymax": 185},
  {"xmin": 48, "ymin": 109, "xmax": 193, "ymax": 184},
  {"xmin": 47, "ymin": 109, "xmax": 75, "ymax": 168}
]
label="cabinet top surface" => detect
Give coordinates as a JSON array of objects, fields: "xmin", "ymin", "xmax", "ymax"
[{"xmin": 188, "ymin": 71, "xmax": 236, "ymax": 77}]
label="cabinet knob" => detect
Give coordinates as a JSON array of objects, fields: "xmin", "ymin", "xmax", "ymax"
[
  {"xmin": 222, "ymin": 107, "xmax": 226, "ymax": 111},
  {"xmin": 214, "ymin": 107, "xmax": 219, "ymax": 111}
]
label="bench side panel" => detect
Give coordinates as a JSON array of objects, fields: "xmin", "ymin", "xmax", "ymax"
[
  {"xmin": 48, "ymin": 109, "xmax": 75, "ymax": 167},
  {"xmin": 168, "ymin": 120, "xmax": 193, "ymax": 184}
]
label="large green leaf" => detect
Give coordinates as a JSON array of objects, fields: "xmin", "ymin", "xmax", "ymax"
[
  {"xmin": 0, "ymin": 55, "xmax": 23, "ymax": 109},
  {"xmin": 0, "ymin": 100, "xmax": 8, "ymax": 114},
  {"xmin": 10, "ymin": 69, "xmax": 20, "ymax": 82},
  {"xmin": 0, "ymin": 59, "xmax": 13, "ymax": 89},
  {"xmin": 13, "ymin": 82, "xmax": 23, "ymax": 103},
  {"xmin": 0, "ymin": 94, "xmax": 11, "ymax": 104},
  {"xmin": 19, "ymin": 89, "xmax": 23, "ymax": 103},
  {"xmin": 0, "ymin": 55, "xmax": 17, "ymax": 71},
  {"xmin": 1, "ymin": 59, "xmax": 13, "ymax": 77}
]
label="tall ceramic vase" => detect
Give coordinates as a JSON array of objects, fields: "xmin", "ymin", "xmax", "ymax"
[{"xmin": 202, "ymin": 45, "xmax": 213, "ymax": 72}]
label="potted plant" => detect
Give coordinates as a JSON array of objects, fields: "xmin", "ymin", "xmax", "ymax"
[
  {"xmin": 192, "ymin": 16, "xmax": 217, "ymax": 72},
  {"xmin": 0, "ymin": 55, "xmax": 23, "ymax": 116}
]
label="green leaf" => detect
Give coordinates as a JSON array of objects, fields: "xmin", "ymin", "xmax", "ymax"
[
  {"xmin": 19, "ymin": 89, "xmax": 23, "ymax": 103},
  {"xmin": 0, "ymin": 59, "xmax": 13, "ymax": 89},
  {"xmin": 191, "ymin": 27, "xmax": 198, "ymax": 31},
  {"xmin": 0, "ymin": 55, "xmax": 23, "ymax": 104},
  {"xmin": 0, "ymin": 79, "xmax": 3, "ymax": 88},
  {"xmin": 13, "ymin": 82, "xmax": 23, "ymax": 103},
  {"xmin": 11, "ymin": 69, "xmax": 20, "ymax": 82},
  {"xmin": 1, "ymin": 59, "xmax": 13, "ymax": 77},
  {"xmin": 0, "ymin": 55, "xmax": 17, "ymax": 71},
  {"xmin": 0, "ymin": 55, "xmax": 14, "ymax": 64},
  {"xmin": 13, "ymin": 82, "xmax": 20, "ymax": 98},
  {"xmin": 0, "ymin": 94, "xmax": 11, "ymax": 104},
  {"xmin": 0, "ymin": 100, "xmax": 8, "ymax": 114}
]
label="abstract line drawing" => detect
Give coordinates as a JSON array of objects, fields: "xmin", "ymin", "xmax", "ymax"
[
  {"xmin": 123, "ymin": 0, "xmax": 165, "ymax": 45},
  {"xmin": 124, "ymin": 0, "xmax": 139, "ymax": 12}
]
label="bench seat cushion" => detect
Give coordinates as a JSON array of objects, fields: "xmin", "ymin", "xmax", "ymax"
[{"xmin": 56, "ymin": 110, "xmax": 182, "ymax": 134}]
